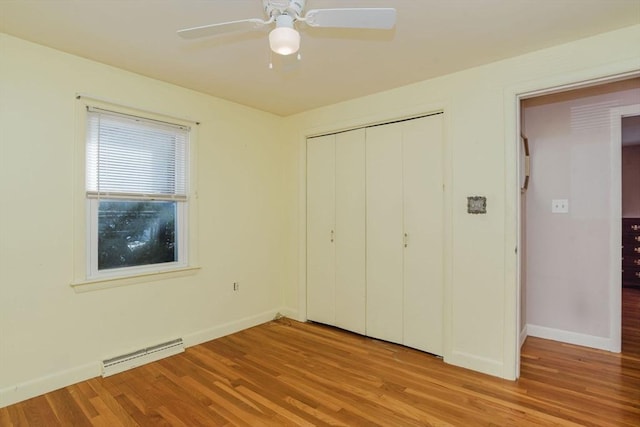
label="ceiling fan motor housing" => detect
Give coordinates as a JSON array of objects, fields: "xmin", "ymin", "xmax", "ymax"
[{"xmin": 264, "ymin": 0, "xmax": 306, "ymax": 19}]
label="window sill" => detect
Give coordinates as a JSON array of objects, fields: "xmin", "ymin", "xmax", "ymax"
[{"xmin": 70, "ymin": 266, "xmax": 201, "ymax": 293}]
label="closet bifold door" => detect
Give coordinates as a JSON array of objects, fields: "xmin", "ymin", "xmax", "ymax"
[
  {"xmin": 306, "ymin": 130, "xmax": 366, "ymax": 333},
  {"xmin": 306, "ymin": 134, "xmax": 336, "ymax": 326},
  {"xmin": 365, "ymin": 114, "xmax": 444, "ymax": 356},
  {"xmin": 402, "ymin": 115, "xmax": 444, "ymax": 356},
  {"xmin": 366, "ymin": 123, "xmax": 405, "ymax": 344},
  {"xmin": 334, "ymin": 129, "xmax": 366, "ymax": 334}
]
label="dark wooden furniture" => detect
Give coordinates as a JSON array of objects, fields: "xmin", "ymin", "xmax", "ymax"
[{"xmin": 622, "ymin": 217, "xmax": 640, "ymax": 288}]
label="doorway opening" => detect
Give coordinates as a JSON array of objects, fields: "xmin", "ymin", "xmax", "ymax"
[{"xmin": 517, "ymin": 78, "xmax": 640, "ymax": 365}]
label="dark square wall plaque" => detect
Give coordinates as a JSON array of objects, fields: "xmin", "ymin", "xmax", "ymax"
[{"xmin": 467, "ymin": 196, "xmax": 487, "ymax": 214}]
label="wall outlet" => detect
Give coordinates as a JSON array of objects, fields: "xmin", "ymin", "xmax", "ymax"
[
  {"xmin": 233, "ymin": 282, "xmax": 239, "ymax": 291},
  {"xmin": 551, "ymin": 199, "xmax": 569, "ymax": 213}
]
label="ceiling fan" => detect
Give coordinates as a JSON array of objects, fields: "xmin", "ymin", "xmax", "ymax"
[{"xmin": 177, "ymin": 0, "xmax": 396, "ymax": 56}]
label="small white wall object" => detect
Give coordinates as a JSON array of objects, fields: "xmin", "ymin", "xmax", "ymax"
[{"xmin": 551, "ymin": 199, "xmax": 569, "ymax": 213}]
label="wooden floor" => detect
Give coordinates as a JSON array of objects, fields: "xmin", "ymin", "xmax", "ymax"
[{"xmin": 2, "ymin": 288, "xmax": 639, "ymax": 426}]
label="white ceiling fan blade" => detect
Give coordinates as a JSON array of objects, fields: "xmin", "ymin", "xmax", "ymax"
[
  {"xmin": 177, "ymin": 18, "xmax": 268, "ymax": 40},
  {"xmin": 304, "ymin": 8, "xmax": 396, "ymax": 30}
]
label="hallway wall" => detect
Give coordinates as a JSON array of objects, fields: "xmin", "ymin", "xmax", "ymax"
[{"xmin": 522, "ymin": 79, "xmax": 640, "ymax": 346}]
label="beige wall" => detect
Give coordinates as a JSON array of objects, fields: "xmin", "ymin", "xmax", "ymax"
[
  {"xmin": 282, "ymin": 25, "xmax": 640, "ymax": 379},
  {"xmin": 0, "ymin": 34, "xmax": 293, "ymax": 407},
  {"xmin": 623, "ymin": 145, "xmax": 640, "ymax": 217},
  {"xmin": 522, "ymin": 80, "xmax": 640, "ymax": 344}
]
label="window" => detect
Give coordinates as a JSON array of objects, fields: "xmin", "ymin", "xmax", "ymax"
[{"xmin": 85, "ymin": 107, "xmax": 189, "ymax": 279}]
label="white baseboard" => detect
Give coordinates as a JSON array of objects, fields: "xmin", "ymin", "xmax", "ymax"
[
  {"xmin": 526, "ymin": 324, "xmax": 615, "ymax": 352},
  {"xmin": 278, "ymin": 306, "xmax": 301, "ymax": 322},
  {"xmin": 1, "ymin": 307, "xmax": 291, "ymax": 408},
  {"xmin": 446, "ymin": 350, "xmax": 506, "ymax": 379},
  {"xmin": 519, "ymin": 325, "xmax": 528, "ymax": 348},
  {"xmin": 182, "ymin": 308, "xmax": 281, "ymax": 348},
  {"xmin": 0, "ymin": 362, "xmax": 99, "ymax": 409}
]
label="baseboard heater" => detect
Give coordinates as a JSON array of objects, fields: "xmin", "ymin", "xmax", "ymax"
[{"xmin": 101, "ymin": 338, "xmax": 185, "ymax": 377}]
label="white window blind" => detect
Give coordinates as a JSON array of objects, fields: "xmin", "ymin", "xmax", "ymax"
[{"xmin": 86, "ymin": 107, "xmax": 189, "ymax": 200}]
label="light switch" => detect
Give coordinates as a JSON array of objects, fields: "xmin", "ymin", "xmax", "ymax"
[{"xmin": 551, "ymin": 199, "xmax": 569, "ymax": 213}]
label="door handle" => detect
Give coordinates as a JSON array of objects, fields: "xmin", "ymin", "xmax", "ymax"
[
  {"xmin": 330, "ymin": 230, "xmax": 334, "ymax": 243},
  {"xmin": 404, "ymin": 233, "xmax": 408, "ymax": 248}
]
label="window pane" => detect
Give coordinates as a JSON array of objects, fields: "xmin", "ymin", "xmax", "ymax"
[{"xmin": 98, "ymin": 200, "xmax": 177, "ymax": 270}]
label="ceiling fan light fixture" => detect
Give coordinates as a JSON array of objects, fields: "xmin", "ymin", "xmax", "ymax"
[
  {"xmin": 269, "ymin": 14, "xmax": 300, "ymax": 55},
  {"xmin": 269, "ymin": 26, "xmax": 300, "ymax": 55}
]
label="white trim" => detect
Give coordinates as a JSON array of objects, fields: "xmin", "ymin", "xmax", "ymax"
[
  {"xmin": 297, "ymin": 129, "xmax": 308, "ymax": 322},
  {"xmin": 517, "ymin": 71, "xmax": 640, "ymax": 101},
  {"xmin": 509, "ymin": 91, "xmax": 523, "ymax": 379},
  {"xmin": 279, "ymin": 306, "xmax": 301, "ymax": 321},
  {"xmin": 448, "ymin": 351, "xmax": 505, "ymax": 378},
  {"xmin": 508, "ymin": 65, "xmax": 640, "ymax": 380},
  {"xmin": 182, "ymin": 308, "xmax": 283, "ymax": 348},
  {"xmin": 296, "ymin": 102, "xmax": 453, "ymax": 360},
  {"xmin": 300, "ymin": 101, "xmax": 447, "ymax": 141},
  {"xmin": 71, "ymin": 265, "xmax": 200, "ymax": 292},
  {"xmin": 441, "ymin": 107, "xmax": 454, "ymax": 365},
  {"xmin": 0, "ymin": 362, "xmax": 99, "ymax": 409},
  {"xmin": 0, "ymin": 307, "xmax": 288, "ymax": 408},
  {"xmin": 82, "ymin": 101, "xmax": 192, "ymax": 283},
  {"xmin": 86, "ymin": 199, "xmax": 188, "ymax": 281},
  {"xmin": 70, "ymin": 97, "xmax": 200, "ymax": 292},
  {"xmin": 527, "ymin": 324, "xmax": 615, "ymax": 352},
  {"xmin": 297, "ymin": 101, "xmax": 452, "ymax": 324},
  {"xmin": 519, "ymin": 325, "xmax": 528, "ymax": 348},
  {"xmin": 609, "ymin": 104, "xmax": 640, "ymax": 353}
]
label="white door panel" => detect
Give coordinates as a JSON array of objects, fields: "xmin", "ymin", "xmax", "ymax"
[
  {"xmin": 307, "ymin": 114, "xmax": 444, "ymax": 357},
  {"xmin": 403, "ymin": 115, "xmax": 444, "ymax": 355},
  {"xmin": 306, "ymin": 135, "xmax": 336, "ymax": 325},
  {"xmin": 366, "ymin": 123, "xmax": 404, "ymax": 344},
  {"xmin": 335, "ymin": 129, "xmax": 367, "ymax": 334}
]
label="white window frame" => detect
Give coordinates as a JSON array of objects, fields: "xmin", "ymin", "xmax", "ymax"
[
  {"xmin": 84, "ymin": 106, "xmax": 191, "ymax": 281},
  {"xmin": 86, "ymin": 199, "xmax": 189, "ymax": 280}
]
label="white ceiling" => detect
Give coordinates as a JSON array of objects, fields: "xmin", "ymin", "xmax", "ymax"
[{"xmin": 1, "ymin": 0, "xmax": 638, "ymax": 116}]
